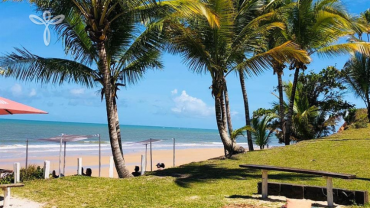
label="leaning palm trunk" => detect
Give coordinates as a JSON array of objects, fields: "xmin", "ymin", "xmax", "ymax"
[
  {"xmin": 214, "ymin": 78, "xmax": 245, "ymax": 155},
  {"xmin": 98, "ymin": 42, "xmax": 131, "ymax": 178},
  {"xmin": 223, "ymin": 78, "xmax": 233, "ymax": 135},
  {"xmin": 239, "ymin": 72, "xmax": 254, "ymax": 151},
  {"xmin": 284, "ymin": 66, "xmax": 300, "ymax": 145},
  {"xmin": 113, "ymin": 100, "xmax": 123, "ymax": 157}
]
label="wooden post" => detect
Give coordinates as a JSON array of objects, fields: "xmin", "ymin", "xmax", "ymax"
[
  {"xmin": 3, "ymin": 187, "xmax": 10, "ymax": 208},
  {"xmin": 326, "ymin": 177, "xmax": 334, "ymax": 207},
  {"xmin": 109, "ymin": 156, "xmax": 114, "ymax": 178},
  {"xmin": 173, "ymin": 138, "xmax": 175, "ymax": 167},
  {"xmin": 43, "ymin": 160, "xmax": 50, "ymax": 179},
  {"xmin": 145, "ymin": 144, "xmax": 148, "ymax": 170},
  {"xmin": 25, "ymin": 139, "xmax": 29, "ymax": 169},
  {"xmin": 141, "ymin": 155, "xmax": 146, "ymax": 175},
  {"xmin": 59, "ymin": 138, "xmax": 62, "ymax": 176},
  {"xmin": 99, "ymin": 134, "xmax": 101, "ymax": 177},
  {"xmin": 77, "ymin": 158, "xmax": 82, "ymax": 175},
  {"xmin": 262, "ymin": 170, "xmax": 268, "ymax": 199},
  {"xmin": 150, "ymin": 139, "xmax": 153, "ymax": 171},
  {"xmin": 13, "ymin": 163, "xmax": 20, "ymax": 183},
  {"xmin": 63, "ymin": 141, "xmax": 67, "ymax": 176}
]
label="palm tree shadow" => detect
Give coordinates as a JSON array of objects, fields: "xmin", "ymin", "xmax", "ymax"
[
  {"xmin": 150, "ymin": 163, "xmax": 320, "ymax": 188},
  {"xmin": 227, "ymin": 195, "xmax": 328, "ymax": 207}
]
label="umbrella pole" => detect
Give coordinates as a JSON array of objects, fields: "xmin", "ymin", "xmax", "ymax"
[
  {"xmin": 150, "ymin": 139, "xmax": 152, "ymax": 171},
  {"xmin": 59, "ymin": 138, "xmax": 62, "ymax": 176},
  {"xmin": 99, "ymin": 134, "xmax": 101, "ymax": 177},
  {"xmin": 173, "ymin": 138, "xmax": 175, "ymax": 167},
  {"xmin": 25, "ymin": 139, "xmax": 29, "ymax": 169},
  {"xmin": 63, "ymin": 141, "xmax": 66, "ymax": 176}
]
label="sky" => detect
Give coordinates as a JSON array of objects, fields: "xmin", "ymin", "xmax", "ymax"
[{"xmin": 0, "ymin": 0, "xmax": 369, "ymax": 129}]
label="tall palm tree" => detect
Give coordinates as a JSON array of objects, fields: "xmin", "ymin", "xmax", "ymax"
[
  {"xmin": 282, "ymin": 0, "xmax": 370, "ymax": 145},
  {"xmin": 342, "ymin": 53, "xmax": 370, "ymax": 121},
  {"xmin": 163, "ymin": 0, "xmax": 310, "ymax": 155},
  {"xmin": 1, "ymin": 0, "xmax": 217, "ymax": 177}
]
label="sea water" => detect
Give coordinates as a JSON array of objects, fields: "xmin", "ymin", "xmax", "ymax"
[{"xmin": 0, "ymin": 119, "xmax": 282, "ymax": 159}]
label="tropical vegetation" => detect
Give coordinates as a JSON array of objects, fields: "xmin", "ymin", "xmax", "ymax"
[{"xmin": 255, "ymin": 67, "xmax": 353, "ymax": 142}]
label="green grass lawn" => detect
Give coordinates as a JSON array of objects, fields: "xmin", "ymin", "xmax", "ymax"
[{"xmin": 12, "ymin": 127, "xmax": 370, "ymax": 208}]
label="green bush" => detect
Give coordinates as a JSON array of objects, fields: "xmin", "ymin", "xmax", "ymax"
[
  {"xmin": 0, "ymin": 165, "xmax": 44, "ymax": 184},
  {"xmin": 20, "ymin": 165, "xmax": 44, "ymax": 181},
  {"xmin": 345, "ymin": 108, "xmax": 369, "ymax": 130},
  {"xmin": 0, "ymin": 173, "xmax": 14, "ymax": 184}
]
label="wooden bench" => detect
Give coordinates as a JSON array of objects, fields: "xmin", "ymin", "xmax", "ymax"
[
  {"xmin": 240, "ymin": 164, "xmax": 356, "ymax": 207},
  {"xmin": 0, "ymin": 183, "xmax": 24, "ymax": 208}
]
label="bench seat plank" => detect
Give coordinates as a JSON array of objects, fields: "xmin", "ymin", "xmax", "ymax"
[
  {"xmin": 0, "ymin": 183, "xmax": 24, "ymax": 188},
  {"xmin": 239, "ymin": 164, "xmax": 356, "ymax": 179}
]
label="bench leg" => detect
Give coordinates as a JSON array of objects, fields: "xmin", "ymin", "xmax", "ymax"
[
  {"xmin": 3, "ymin": 187, "xmax": 10, "ymax": 208},
  {"xmin": 326, "ymin": 177, "xmax": 334, "ymax": 207},
  {"xmin": 262, "ymin": 170, "xmax": 268, "ymax": 199}
]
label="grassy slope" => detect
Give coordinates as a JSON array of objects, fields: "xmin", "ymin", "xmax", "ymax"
[{"xmin": 13, "ymin": 127, "xmax": 370, "ymax": 208}]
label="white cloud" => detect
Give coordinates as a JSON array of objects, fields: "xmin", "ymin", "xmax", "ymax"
[
  {"xmin": 11, "ymin": 84, "xmax": 22, "ymax": 96},
  {"xmin": 171, "ymin": 89, "xmax": 178, "ymax": 95},
  {"xmin": 231, "ymin": 111, "xmax": 239, "ymax": 117},
  {"xmin": 171, "ymin": 90, "xmax": 214, "ymax": 117},
  {"xmin": 29, "ymin": 89, "xmax": 37, "ymax": 97},
  {"xmin": 70, "ymin": 88, "xmax": 85, "ymax": 96}
]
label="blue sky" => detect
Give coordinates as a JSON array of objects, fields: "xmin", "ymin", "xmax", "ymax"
[{"xmin": 0, "ymin": 0, "xmax": 369, "ymax": 129}]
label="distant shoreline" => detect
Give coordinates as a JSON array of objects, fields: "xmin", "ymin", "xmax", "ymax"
[{"xmin": 0, "ymin": 118, "xmax": 219, "ymax": 131}]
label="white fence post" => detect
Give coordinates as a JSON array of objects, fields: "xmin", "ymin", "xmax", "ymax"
[
  {"xmin": 109, "ymin": 156, "xmax": 114, "ymax": 178},
  {"xmin": 43, "ymin": 160, "xmax": 50, "ymax": 179},
  {"xmin": 3, "ymin": 187, "xmax": 11, "ymax": 208},
  {"xmin": 77, "ymin": 158, "xmax": 82, "ymax": 175},
  {"xmin": 141, "ymin": 155, "xmax": 146, "ymax": 175},
  {"xmin": 13, "ymin": 162, "xmax": 20, "ymax": 183}
]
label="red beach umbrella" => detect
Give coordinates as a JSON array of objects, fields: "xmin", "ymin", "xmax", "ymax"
[{"xmin": 0, "ymin": 97, "xmax": 48, "ymax": 115}]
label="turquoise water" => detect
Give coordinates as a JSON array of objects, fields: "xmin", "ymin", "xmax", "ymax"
[{"xmin": 0, "ymin": 119, "xmax": 282, "ymax": 159}]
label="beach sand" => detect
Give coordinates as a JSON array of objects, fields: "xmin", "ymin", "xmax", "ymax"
[{"xmin": 1, "ymin": 148, "xmax": 224, "ymax": 178}]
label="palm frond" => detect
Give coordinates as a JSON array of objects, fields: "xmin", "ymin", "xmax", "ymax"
[{"xmin": 0, "ymin": 48, "xmax": 97, "ymax": 88}]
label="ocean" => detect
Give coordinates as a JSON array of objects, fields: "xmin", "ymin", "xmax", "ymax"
[{"xmin": 0, "ymin": 119, "xmax": 282, "ymax": 159}]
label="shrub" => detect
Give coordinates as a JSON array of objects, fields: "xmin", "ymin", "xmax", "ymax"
[
  {"xmin": 0, "ymin": 173, "xmax": 14, "ymax": 184},
  {"xmin": 20, "ymin": 165, "xmax": 44, "ymax": 181},
  {"xmin": 344, "ymin": 108, "xmax": 369, "ymax": 130}
]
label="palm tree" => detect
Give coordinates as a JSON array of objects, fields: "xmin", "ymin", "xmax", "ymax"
[
  {"xmin": 342, "ymin": 53, "xmax": 370, "ymax": 121},
  {"xmin": 250, "ymin": 114, "xmax": 277, "ymax": 149},
  {"xmin": 282, "ymin": 0, "xmax": 370, "ymax": 145},
  {"xmin": 163, "ymin": 0, "xmax": 310, "ymax": 155},
  {"xmin": 1, "ymin": 0, "xmax": 217, "ymax": 177}
]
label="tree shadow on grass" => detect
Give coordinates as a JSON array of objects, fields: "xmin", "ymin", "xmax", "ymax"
[
  {"xmin": 227, "ymin": 195, "xmax": 328, "ymax": 207},
  {"xmin": 150, "ymin": 164, "xmax": 320, "ymax": 188}
]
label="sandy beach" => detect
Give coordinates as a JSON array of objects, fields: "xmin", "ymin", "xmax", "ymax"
[{"xmin": 1, "ymin": 148, "xmax": 225, "ymax": 177}]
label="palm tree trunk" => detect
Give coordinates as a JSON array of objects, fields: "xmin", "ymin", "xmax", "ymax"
[
  {"xmin": 223, "ymin": 78, "xmax": 233, "ymax": 135},
  {"xmin": 284, "ymin": 67, "xmax": 300, "ymax": 145},
  {"xmin": 239, "ymin": 72, "xmax": 254, "ymax": 151},
  {"xmin": 277, "ymin": 71, "xmax": 285, "ymax": 140},
  {"xmin": 215, "ymin": 93, "xmax": 245, "ymax": 155},
  {"xmin": 98, "ymin": 42, "xmax": 131, "ymax": 178},
  {"xmin": 113, "ymin": 100, "xmax": 124, "ymax": 157},
  {"xmin": 213, "ymin": 78, "xmax": 245, "ymax": 155},
  {"xmin": 366, "ymin": 94, "xmax": 370, "ymax": 122}
]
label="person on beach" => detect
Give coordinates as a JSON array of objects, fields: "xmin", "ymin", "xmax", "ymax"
[
  {"xmin": 156, "ymin": 163, "xmax": 165, "ymax": 170},
  {"xmin": 132, "ymin": 166, "xmax": 141, "ymax": 177},
  {"xmin": 82, "ymin": 167, "xmax": 92, "ymax": 177}
]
